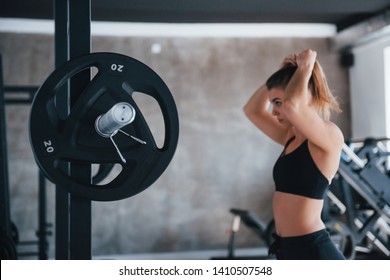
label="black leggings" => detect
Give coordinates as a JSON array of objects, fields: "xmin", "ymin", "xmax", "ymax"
[{"xmin": 269, "ymin": 229, "xmax": 346, "ymax": 260}]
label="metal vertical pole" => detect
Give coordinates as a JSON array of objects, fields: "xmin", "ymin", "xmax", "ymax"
[
  {"xmin": 54, "ymin": 0, "xmax": 70, "ymax": 260},
  {"xmin": 38, "ymin": 172, "xmax": 48, "ymax": 260},
  {"xmin": 0, "ymin": 55, "xmax": 10, "ymax": 232},
  {"xmin": 68, "ymin": 0, "xmax": 92, "ymax": 260},
  {"xmin": 54, "ymin": 0, "xmax": 92, "ymax": 260},
  {"xmin": 0, "ymin": 55, "xmax": 17, "ymax": 259}
]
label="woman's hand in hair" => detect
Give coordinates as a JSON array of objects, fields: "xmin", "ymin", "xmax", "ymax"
[{"xmin": 296, "ymin": 49, "xmax": 317, "ymax": 71}]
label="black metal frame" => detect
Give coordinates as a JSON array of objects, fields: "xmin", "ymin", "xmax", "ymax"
[
  {"xmin": 327, "ymin": 139, "xmax": 390, "ymax": 258},
  {"xmin": 211, "ymin": 208, "xmax": 273, "ymax": 260},
  {"xmin": 2, "ymin": 86, "xmax": 51, "ymax": 259},
  {"xmin": 54, "ymin": 0, "xmax": 92, "ymax": 260},
  {"xmin": 0, "ymin": 55, "xmax": 17, "ymax": 259},
  {"xmin": 2, "ymin": 86, "xmax": 37, "ymax": 104}
]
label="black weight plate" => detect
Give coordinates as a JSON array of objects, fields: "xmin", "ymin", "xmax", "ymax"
[
  {"xmin": 91, "ymin": 163, "xmax": 115, "ymax": 185},
  {"xmin": 29, "ymin": 52, "xmax": 179, "ymax": 201},
  {"xmin": 326, "ymin": 219, "xmax": 356, "ymax": 260}
]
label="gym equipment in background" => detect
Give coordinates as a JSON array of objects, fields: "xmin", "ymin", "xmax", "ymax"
[
  {"xmin": 219, "ymin": 208, "xmax": 275, "ymax": 260},
  {"xmin": 0, "ymin": 55, "xmax": 17, "ymax": 260},
  {"xmin": 1, "ymin": 85, "xmax": 52, "ymax": 259},
  {"xmin": 326, "ymin": 138, "xmax": 390, "ymax": 259}
]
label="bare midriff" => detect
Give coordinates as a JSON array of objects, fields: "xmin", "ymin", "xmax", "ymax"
[{"xmin": 273, "ymin": 191, "xmax": 325, "ymax": 237}]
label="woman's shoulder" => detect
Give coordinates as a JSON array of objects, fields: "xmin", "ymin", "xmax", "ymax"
[
  {"xmin": 310, "ymin": 120, "xmax": 344, "ymax": 153},
  {"xmin": 325, "ymin": 121, "xmax": 344, "ymax": 144}
]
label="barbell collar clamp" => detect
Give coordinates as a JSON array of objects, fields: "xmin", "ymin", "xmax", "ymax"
[{"xmin": 95, "ymin": 102, "xmax": 136, "ymax": 138}]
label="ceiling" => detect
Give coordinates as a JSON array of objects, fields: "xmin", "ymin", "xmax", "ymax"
[{"xmin": 1, "ymin": 0, "xmax": 390, "ymax": 31}]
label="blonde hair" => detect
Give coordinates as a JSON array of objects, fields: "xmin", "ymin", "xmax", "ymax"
[{"xmin": 266, "ymin": 59, "xmax": 341, "ymax": 121}]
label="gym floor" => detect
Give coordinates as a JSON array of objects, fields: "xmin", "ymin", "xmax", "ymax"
[
  {"xmin": 94, "ymin": 247, "xmax": 389, "ymax": 260},
  {"xmin": 95, "ymin": 247, "xmax": 270, "ymax": 260}
]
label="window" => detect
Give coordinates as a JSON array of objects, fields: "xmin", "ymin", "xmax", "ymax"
[{"xmin": 384, "ymin": 46, "xmax": 390, "ymax": 137}]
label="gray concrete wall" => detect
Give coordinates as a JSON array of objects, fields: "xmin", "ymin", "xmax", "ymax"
[{"xmin": 0, "ymin": 32, "xmax": 351, "ymax": 258}]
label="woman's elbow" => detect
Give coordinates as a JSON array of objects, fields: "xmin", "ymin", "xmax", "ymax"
[
  {"xmin": 282, "ymin": 99, "xmax": 300, "ymax": 116},
  {"xmin": 243, "ymin": 103, "xmax": 254, "ymax": 118}
]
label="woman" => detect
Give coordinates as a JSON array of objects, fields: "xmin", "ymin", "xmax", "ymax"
[{"xmin": 243, "ymin": 49, "xmax": 346, "ymax": 260}]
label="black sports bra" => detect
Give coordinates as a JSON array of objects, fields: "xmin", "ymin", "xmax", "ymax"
[{"xmin": 273, "ymin": 137, "xmax": 329, "ymax": 199}]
